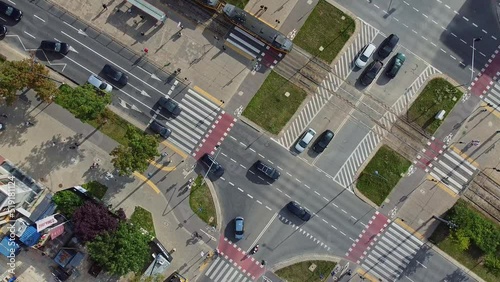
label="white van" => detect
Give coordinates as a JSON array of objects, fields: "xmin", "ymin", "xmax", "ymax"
[
  {"xmin": 295, "ymin": 128, "xmax": 316, "ymax": 153},
  {"xmin": 355, "ymin": 43, "xmax": 376, "ymax": 68}
]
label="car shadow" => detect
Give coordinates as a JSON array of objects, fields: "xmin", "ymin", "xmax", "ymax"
[{"xmin": 223, "ymin": 218, "xmax": 240, "ymax": 242}]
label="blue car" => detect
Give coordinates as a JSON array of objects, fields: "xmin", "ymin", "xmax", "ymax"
[{"xmin": 235, "ymin": 217, "xmax": 244, "ymax": 240}]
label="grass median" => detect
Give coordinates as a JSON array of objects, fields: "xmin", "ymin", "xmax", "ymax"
[
  {"xmin": 189, "ymin": 175, "xmax": 217, "ymax": 227},
  {"xmin": 224, "ymin": 0, "xmax": 249, "ymax": 9},
  {"xmin": 293, "ymin": 0, "xmax": 355, "ymax": 63},
  {"xmin": 243, "ymin": 71, "xmax": 307, "ymax": 134},
  {"xmin": 356, "ymin": 145, "xmax": 411, "ymax": 206},
  {"xmin": 407, "ymin": 78, "xmax": 463, "ymax": 134},
  {"xmin": 130, "ymin": 206, "xmax": 156, "ymax": 237},
  {"xmin": 275, "ymin": 260, "xmax": 336, "ymax": 282}
]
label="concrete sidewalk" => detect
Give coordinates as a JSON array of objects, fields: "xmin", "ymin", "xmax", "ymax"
[{"xmin": 0, "ymin": 42, "xmax": 214, "ymax": 281}]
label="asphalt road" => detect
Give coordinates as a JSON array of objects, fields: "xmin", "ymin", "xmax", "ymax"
[{"xmin": 334, "ymin": 0, "xmax": 499, "ymax": 84}]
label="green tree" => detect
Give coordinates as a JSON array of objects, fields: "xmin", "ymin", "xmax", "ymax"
[
  {"xmin": 87, "ymin": 222, "xmax": 151, "ymax": 276},
  {"xmin": 110, "ymin": 125, "xmax": 159, "ymax": 176},
  {"xmin": 55, "ymin": 84, "xmax": 111, "ymax": 121},
  {"xmin": 484, "ymin": 253, "xmax": 500, "ymax": 274},
  {"xmin": 52, "ymin": 190, "xmax": 84, "ymax": 218},
  {"xmin": 451, "ymin": 228, "xmax": 470, "ymax": 252}
]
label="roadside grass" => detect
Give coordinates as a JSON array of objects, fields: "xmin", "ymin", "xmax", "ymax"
[
  {"xmin": 243, "ymin": 71, "xmax": 307, "ymax": 134},
  {"xmin": 293, "ymin": 0, "xmax": 355, "ymax": 63},
  {"xmin": 189, "ymin": 175, "xmax": 217, "ymax": 227},
  {"xmin": 82, "ymin": 181, "xmax": 108, "ymax": 200},
  {"xmin": 86, "ymin": 108, "xmax": 130, "ymax": 146},
  {"xmin": 429, "ymin": 202, "xmax": 499, "ymax": 282},
  {"xmin": 407, "ymin": 78, "xmax": 463, "ymax": 134},
  {"xmin": 224, "ymin": 0, "xmax": 249, "ymax": 9},
  {"xmin": 356, "ymin": 145, "xmax": 411, "ymax": 206},
  {"xmin": 130, "ymin": 206, "xmax": 156, "ymax": 237},
  {"xmin": 275, "ymin": 260, "xmax": 336, "ymax": 282}
]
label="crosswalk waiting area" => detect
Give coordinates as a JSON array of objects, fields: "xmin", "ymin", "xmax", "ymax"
[
  {"xmin": 204, "ymin": 256, "xmax": 254, "ymax": 282},
  {"xmin": 428, "ymin": 147, "xmax": 477, "ymax": 194},
  {"xmin": 360, "ymin": 222, "xmax": 423, "ymax": 281}
]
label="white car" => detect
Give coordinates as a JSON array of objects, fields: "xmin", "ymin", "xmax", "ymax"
[
  {"xmin": 355, "ymin": 43, "xmax": 376, "ymax": 68},
  {"xmin": 295, "ymin": 128, "xmax": 316, "ymax": 153},
  {"xmin": 87, "ymin": 74, "xmax": 112, "ymax": 93}
]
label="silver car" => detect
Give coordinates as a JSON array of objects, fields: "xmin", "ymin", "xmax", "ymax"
[
  {"xmin": 295, "ymin": 128, "xmax": 316, "ymax": 153},
  {"xmin": 87, "ymin": 74, "xmax": 112, "ymax": 93}
]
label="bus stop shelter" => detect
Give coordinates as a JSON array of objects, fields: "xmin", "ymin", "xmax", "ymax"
[{"xmin": 127, "ymin": 0, "xmax": 167, "ymax": 25}]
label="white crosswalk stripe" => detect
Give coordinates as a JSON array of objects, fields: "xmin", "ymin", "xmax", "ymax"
[
  {"xmin": 483, "ymin": 81, "xmax": 500, "ymax": 108},
  {"xmin": 277, "ymin": 21, "xmax": 379, "ymax": 149},
  {"xmin": 360, "ymin": 222, "xmax": 423, "ymax": 281},
  {"xmin": 428, "ymin": 147, "xmax": 477, "ymax": 193},
  {"xmin": 161, "ymin": 89, "xmax": 221, "ymax": 154},
  {"xmin": 205, "ymin": 257, "xmax": 252, "ymax": 282}
]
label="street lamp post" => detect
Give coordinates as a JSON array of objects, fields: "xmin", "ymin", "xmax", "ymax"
[
  {"xmin": 202, "ymin": 145, "xmax": 221, "ymax": 184},
  {"xmin": 471, "ymin": 37, "xmax": 482, "ymax": 82}
]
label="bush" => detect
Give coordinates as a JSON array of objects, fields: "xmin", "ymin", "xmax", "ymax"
[{"xmin": 52, "ymin": 190, "xmax": 84, "ymax": 218}]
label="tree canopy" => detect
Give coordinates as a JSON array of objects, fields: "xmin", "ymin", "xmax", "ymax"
[
  {"xmin": 52, "ymin": 190, "xmax": 84, "ymax": 218},
  {"xmin": 87, "ymin": 222, "xmax": 151, "ymax": 276},
  {"xmin": 55, "ymin": 84, "xmax": 111, "ymax": 121},
  {"xmin": 72, "ymin": 201, "xmax": 119, "ymax": 242},
  {"xmin": 110, "ymin": 125, "xmax": 160, "ymax": 176}
]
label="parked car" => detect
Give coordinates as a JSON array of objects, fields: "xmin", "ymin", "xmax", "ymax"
[
  {"xmin": 87, "ymin": 74, "xmax": 113, "ymax": 93},
  {"xmin": 360, "ymin": 60, "xmax": 383, "ymax": 86},
  {"xmin": 313, "ymin": 130, "xmax": 334, "ymax": 153},
  {"xmin": 286, "ymin": 201, "xmax": 311, "ymax": 221},
  {"xmin": 386, "ymin": 53, "xmax": 406, "ymax": 78},
  {"xmin": 0, "ymin": 25, "xmax": 7, "ymax": 37},
  {"xmin": 255, "ymin": 160, "xmax": 280, "ymax": 180},
  {"xmin": 49, "ymin": 265, "xmax": 73, "ymax": 281},
  {"xmin": 149, "ymin": 120, "xmax": 171, "ymax": 139},
  {"xmin": 295, "ymin": 128, "xmax": 316, "ymax": 153},
  {"xmin": 201, "ymin": 153, "xmax": 225, "ymax": 177},
  {"xmin": 234, "ymin": 216, "xmax": 244, "ymax": 240},
  {"xmin": 40, "ymin": 40, "xmax": 70, "ymax": 55},
  {"xmin": 159, "ymin": 97, "xmax": 182, "ymax": 117},
  {"xmin": 103, "ymin": 64, "xmax": 128, "ymax": 86},
  {"xmin": 378, "ymin": 34, "xmax": 399, "ymax": 59},
  {"xmin": 0, "ymin": 1, "xmax": 22, "ymax": 22},
  {"xmin": 355, "ymin": 43, "xmax": 376, "ymax": 68}
]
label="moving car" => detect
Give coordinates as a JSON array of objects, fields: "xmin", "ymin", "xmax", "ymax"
[
  {"xmin": 360, "ymin": 60, "xmax": 383, "ymax": 86},
  {"xmin": 159, "ymin": 97, "xmax": 182, "ymax": 117},
  {"xmin": 313, "ymin": 130, "xmax": 334, "ymax": 153},
  {"xmin": 149, "ymin": 120, "xmax": 171, "ymax": 139},
  {"xmin": 295, "ymin": 128, "xmax": 316, "ymax": 153},
  {"xmin": 286, "ymin": 201, "xmax": 311, "ymax": 221},
  {"xmin": 0, "ymin": 25, "xmax": 6, "ymax": 37},
  {"xmin": 378, "ymin": 34, "xmax": 399, "ymax": 59},
  {"xmin": 40, "ymin": 40, "xmax": 70, "ymax": 55},
  {"xmin": 103, "ymin": 64, "xmax": 128, "ymax": 86},
  {"xmin": 87, "ymin": 74, "xmax": 113, "ymax": 93},
  {"xmin": 386, "ymin": 53, "xmax": 406, "ymax": 78},
  {"xmin": 234, "ymin": 216, "xmax": 244, "ymax": 240},
  {"xmin": 0, "ymin": 1, "xmax": 22, "ymax": 22},
  {"xmin": 355, "ymin": 43, "xmax": 376, "ymax": 68},
  {"xmin": 201, "ymin": 153, "xmax": 225, "ymax": 177},
  {"xmin": 255, "ymin": 160, "xmax": 280, "ymax": 180}
]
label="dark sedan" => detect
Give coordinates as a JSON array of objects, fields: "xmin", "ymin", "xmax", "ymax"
[
  {"xmin": 0, "ymin": 25, "xmax": 6, "ymax": 37},
  {"xmin": 360, "ymin": 60, "xmax": 383, "ymax": 86},
  {"xmin": 386, "ymin": 53, "xmax": 406, "ymax": 78},
  {"xmin": 149, "ymin": 120, "xmax": 171, "ymax": 139},
  {"xmin": 287, "ymin": 201, "xmax": 311, "ymax": 221},
  {"xmin": 0, "ymin": 1, "xmax": 22, "ymax": 22},
  {"xmin": 378, "ymin": 34, "xmax": 399, "ymax": 59},
  {"xmin": 255, "ymin": 160, "xmax": 280, "ymax": 180},
  {"xmin": 40, "ymin": 40, "xmax": 70, "ymax": 55},
  {"xmin": 103, "ymin": 64, "xmax": 128, "ymax": 86},
  {"xmin": 201, "ymin": 153, "xmax": 225, "ymax": 178},
  {"xmin": 159, "ymin": 97, "xmax": 182, "ymax": 117},
  {"xmin": 313, "ymin": 130, "xmax": 334, "ymax": 153}
]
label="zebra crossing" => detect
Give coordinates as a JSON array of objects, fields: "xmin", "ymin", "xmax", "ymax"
[
  {"xmin": 160, "ymin": 88, "xmax": 222, "ymax": 154},
  {"xmin": 360, "ymin": 221, "xmax": 424, "ymax": 281},
  {"xmin": 482, "ymin": 80, "xmax": 500, "ymax": 109},
  {"xmin": 204, "ymin": 256, "xmax": 254, "ymax": 282},
  {"xmin": 333, "ymin": 65, "xmax": 440, "ymax": 188},
  {"xmin": 276, "ymin": 21, "xmax": 380, "ymax": 148}
]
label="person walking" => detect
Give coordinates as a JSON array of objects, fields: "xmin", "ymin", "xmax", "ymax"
[{"xmin": 102, "ymin": 4, "xmax": 108, "ymax": 11}]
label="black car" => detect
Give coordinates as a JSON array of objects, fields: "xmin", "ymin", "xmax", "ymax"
[
  {"xmin": 378, "ymin": 34, "xmax": 399, "ymax": 59},
  {"xmin": 0, "ymin": 25, "xmax": 6, "ymax": 37},
  {"xmin": 386, "ymin": 53, "xmax": 406, "ymax": 78},
  {"xmin": 313, "ymin": 130, "xmax": 334, "ymax": 153},
  {"xmin": 255, "ymin": 160, "xmax": 280, "ymax": 180},
  {"xmin": 159, "ymin": 97, "xmax": 182, "ymax": 117},
  {"xmin": 201, "ymin": 153, "xmax": 225, "ymax": 177},
  {"xmin": 49, "ymin": 266, "xmax": 73, "ymax": 281},
  {"xmin": 103, "ymin": 64, "xmax": 128, "ymax": 86},
  {"xmin": 360, "ymin": 60, "xmax": 383, "ymax": 86},
  {"xmin": 0, "ymin": 1, "xmax": 22, "ymax": 22},
  {"xmin": 286, "ymin": 201, "xmax": 311, "ymax": 221},
  {"xmin": 149, "ymin": 120, "xmax": 171, "ymax": 138},
  {"xmin": 40, "ymin": 40, "xmax": 70, "ymax": 55}
]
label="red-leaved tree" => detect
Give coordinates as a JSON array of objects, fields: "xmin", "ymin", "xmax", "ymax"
[{"xmin": 72, "ymin": 201, "xmax": 119, "ymax": 242}]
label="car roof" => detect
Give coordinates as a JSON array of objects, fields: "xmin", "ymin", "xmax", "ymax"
[
  {"xmin": 387, "ymin": 34, "xmax": 399, "ymax": 45},
  {"xmin": 363, "ymin": 43, "xmax": 376, "ymax": 55}
]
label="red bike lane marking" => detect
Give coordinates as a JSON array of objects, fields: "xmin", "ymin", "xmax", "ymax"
[
  {"xmin": 217, "ymin": 236, "xmax": 266, "ymax": 280},
  {"xmin": 193, "ymin": 112, "xmax": 236, "ymax": 160},
  {"xmin": 346, "ymin": 211, "xmax": 390, "ymax": 263},
  {"xmin": 470, "ymin": 51, "xmax": 500, "ymax": 96}
]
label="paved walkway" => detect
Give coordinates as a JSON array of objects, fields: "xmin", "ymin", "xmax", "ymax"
[{"xmin": 0, "ymin": 41, "xmax": 216, "ymax": 281}]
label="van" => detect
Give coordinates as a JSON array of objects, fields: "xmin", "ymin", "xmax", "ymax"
[{"xmin": 295, "ymin": 128, "xmax": 316, "ymax": 153}]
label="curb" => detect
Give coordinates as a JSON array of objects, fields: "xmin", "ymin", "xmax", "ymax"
[
  {"xmin": 269, "ymin": 254, "xmax": 341, "ymax": 272},
  {"xmin": 203, "ymin": 175, "xmax": 223, "ymax": 232}
]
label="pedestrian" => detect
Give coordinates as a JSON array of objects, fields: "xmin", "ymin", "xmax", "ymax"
[
  {"xmin": 260, "ymin": 5, "xmax": 264, "ymax": 9},
  {"xmin": 140, "ymin": 32, "xmax": 145, "ymax": 36},
  {"xmin": 264, "ymin": 6, "xmax": 268, "ymax": 11},
  {"xmin": 1, "ymin": 114, "xmax": 7, "ymax": 118},
  {"xmin": 102, "ymin": 4, "xmax": 108, "ymax": 11},
  {"xmin": 222, "ymin": 45, "xmax": 226, "ymax": 51},
  {"xmin": 214, "ymin": 35, "xmax": 219, "ymax": 41},
  {"xmin": 52, "ymin": 142, "xmax": 56, "ymax": 147},
  {"xmin": 139, "ymin": 15, "xmax": 145, "ymax": 20}
]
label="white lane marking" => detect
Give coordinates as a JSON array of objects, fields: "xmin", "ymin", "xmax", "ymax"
[
  {"xmin": 248, "ymin": 213, "xmax": 278, "ymax": 253},
  {"xmin": 314, "ymin": 191, "xmax": 320, "ymax": 196},
  {"xmin": 403, "ymin": 24, "xmax": 409, "ymax": 28},
  {"xmin": 332, "ymin": 203, "xmax": 338, "ymax": 208},
  {"xmin": 403, "ymin": 1, "xmax": 409, "ymax": 5},
  {"xmin": 351, "ymin": 216, "xmax": 357, "ymax": 220},
  {"xmin": 479, "ymin": 51, "xmax": 486, "ymax": 57},
  {"xmin": 61, "ymin": 31, "xmax": 169, "ymax": 96},
  {"xmin": 445, "ymin": 4, "xmax": 450, "ymax": 9},
  {"xmin": 266, "ymin": 206, "xmax": 272, "ymax": 211},
  {"xmin": 24, "ymin": 31, "xmax": 36, "ymax": 39},
  {"xmin": 412, "ymin": 30, "xmax": 417, "ymax": 34},
  {"xmin": 462, "ymin": 16, "xmax": 469, "ymax": 21},
  {"xmin": 34, "ymin": 15, "xmax": 46, "ymax": 22},
  {"xmin": 286, "ymin": 172, "xmax": 292, "ymax": 176},
  {"xmin": 295, "ymin": 178, "xmax": 301, "ymax": 183},
  {"xmin": 412, "ymin": 7, "xmax": 419, "ymax": 12},
  {"xmin": 482, "ymin": 29, "xmax": 487, "ymax": 34},
  {"xmin": 267, "ymin": 160, "xmax": 274, "ymax": 164},
  {"xmin": 432, "ymin": 20, "xmax": 438, "ymax": 25},
  {"xmin": 331, "ymin": 225, "xmax": 337, "ymax": 230},
  {"xmin": 421, "ymin": 36, "xmax": 428, "ymax": 41},
  {"xmin": 453, "ymin": 10, "xmax": 459, "ymax": 15},
  {"xmin": 247, "ymin": 194, "xmax": 253, "ymax": 199},
  {"xmin": 341, "ymin": 209, "xmax": 348, "ymax": 214},
  {"xmin": 440, "ymin": 48, "xmax": 447, "ymax": 53},
  {"xmin": 249, "ymin": 148, "xmax": 256, "ymax": 152},
  {"xmin": 460, "ymin": 39, "xmax": 467, "ymax": 44},
  {"xmin": 229, "ymin": 182, "xmax": 235, "ymax": 186},
  {"xmin": 221, "ymin": 152, "xmax": 228, "ymax": 157},
  {"xmin": 277, "ymin": 166, "xmax": 282, "ymax": 170},
  {"xmin": 258, "ymin": 153, "xmax": 265, "ymax": 158},
  {"xmin": 239, "ymin": 142, "xmax": 246, "ymax": 146},
  {"xmin": 450, "ymin": 54, "xmax": 457, "ymax": 60},
  {"xmin": 256, "ymin": 200, "xmax": 262, "ymax": 204},
  {"xmin": 349, "ymin": 237, "xmax": 355, "ymax": 242},
  {"xmin": 304, "ymin": 184, "xmax": 310, "ymax": 189},
  {"xmin": 440, "ymin": 25, "xmax": 447, "ymax": 30},
  {"xmin": 276, "ymin": 188, "xmax": 282, "ymax": 193},
  {"xmin": 492, "ymin": 35, "xmax": 498, "ymax": 40},
  {"xmin": 422, "ymin": 13, "xmax": 428, "ymax": 18},
  {"xmin": 417, "ymin": 261, "xmax": 427, "ymax": 268},
  {"xmin": 322, "ymin": 219, "xmax": 328, "ymax": 224},
  {"xmin": 230, "ymin": 158, "xmax": 237, "ymax": 163},
  {"xmin": 229, "ymin": 136, "xmax": 237, "ymax": 141},
  {"xmin": 374, "ymin": 4, "xmax": 379, "ymax": 9},
  {"xmin": 237, "ymin": 187, "xmax": 244, "ymax": 192},
  {"xmin": 450, "ymin": 32, "xmax": 457, "ymax": 37},
  {"xmin": 430, "ymin": 42, "xmax": 437, "ymax": 47},
  {"xmin": 340, "ymin": 231, "xmax": 346, "ymax": 236},
  {"xmin": 394, "ymin": 17, "xmax": 399, "ymax": 22},
  {"xmin": 284, "ymin": 193, "xmax": 291, "ymax": 198},
  {"xmin": 472, "ymin": 23, "xmax": 478, "ymax": 27},
  {"xmin": 239, "ymin": 164, "xmax": 246, "ymax": 169},
  {"xmin": 323, "ymin": 197, "xmax": 329, "ymax": 201}
]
